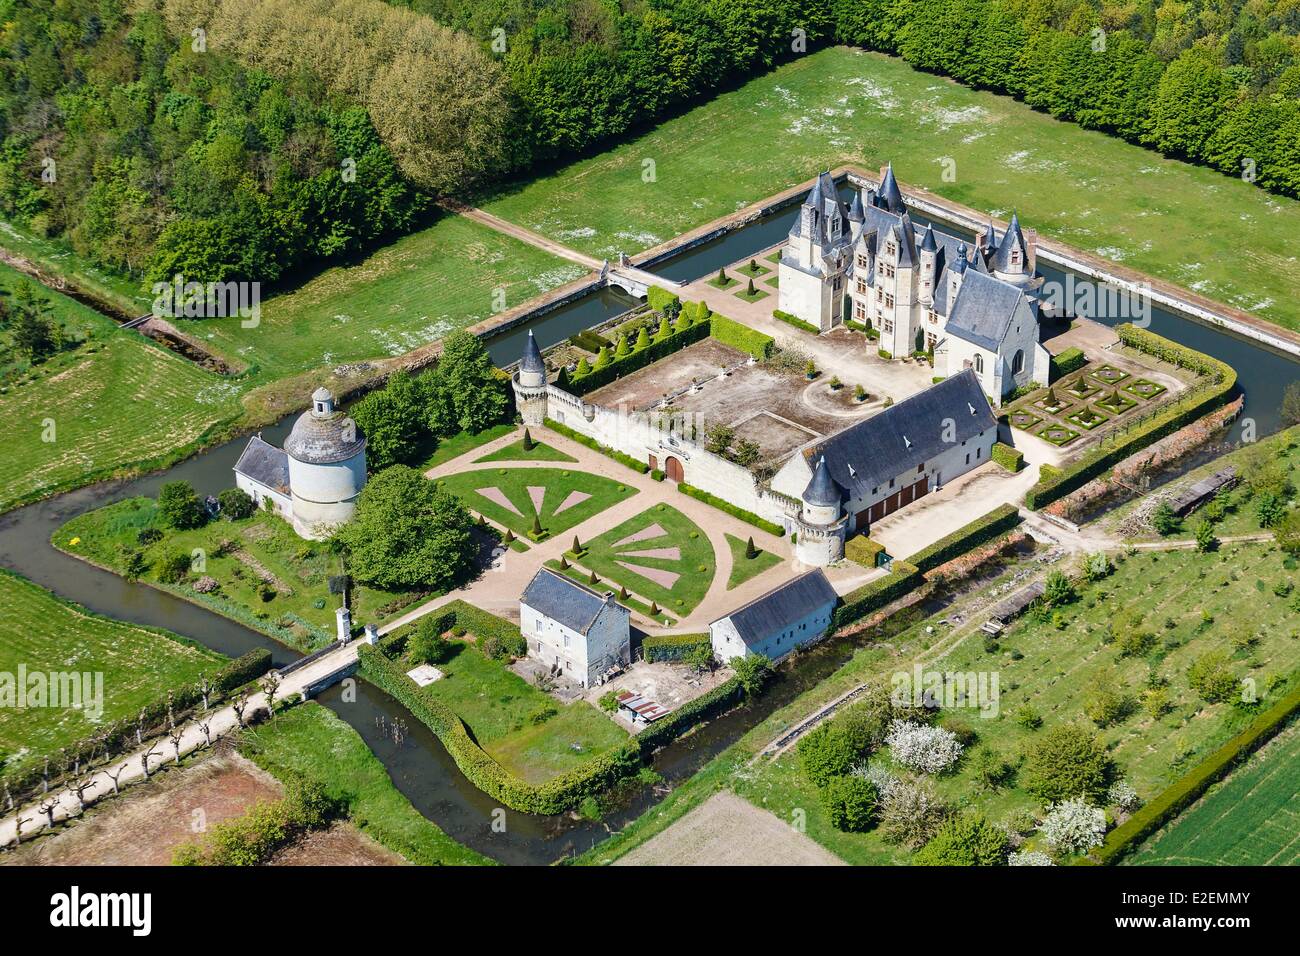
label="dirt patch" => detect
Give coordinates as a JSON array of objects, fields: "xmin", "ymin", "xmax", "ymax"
[
  {"xmin": 4, "ymin": 747, "xmax": 282, "ymax": 866},
  {"xmin": 586, "ymin": 338, "xmax": 747, "ymax": 410},
  {"xmin": 270, "ymin": 822, "xmax": 405, "ymax": 866},
  {"xmin": 615, "ymin": 790, "xmax": 845, "ymax": 866}
]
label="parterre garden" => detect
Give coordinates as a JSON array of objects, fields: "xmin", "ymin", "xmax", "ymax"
[
  {"xmin": 0, "ymin": 570, "xmax": 225, "ymax": 773},
  {"xmin": 435, "ymin": 467, "xmax": 636, "ymax": 543},
  {"xmin": 1008, "ymin": 360, "xmax": 1176, "ymax": 451}
]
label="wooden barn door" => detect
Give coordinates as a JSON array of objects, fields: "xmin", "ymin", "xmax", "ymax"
[{"xmin": 665, "ymin": 456, "xmax": 684, "ymax": 482}]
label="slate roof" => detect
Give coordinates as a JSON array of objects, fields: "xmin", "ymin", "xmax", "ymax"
[
  {"xmin": 284, "ymin": 406, "xmax": 366, "ymax": 464},
  {"xmin": 234, "ymin": 435, "xmax": 290, "ymax": 495},
  {"xmin": 715, "ymin": 570, "xmax": 838, "ymax": 647},
  {"xmin": 802, "ymin": 455, "xmax": 842, "ymax": 507},
  {"xmin": 520, "ymin": 329, "xmax": 544, "ymax": 374},
  {"xmin": 945, "ymin": 270, "xmax": 1030, "ymax": 351},
  {"xmin": 521, "ymin": 568, "xmax": 619, "ymax": 635},
  {"xmin": 802, "ymin": 370, "xmax": 997, "ymax": 498},
  {"xmin": 876, "ymin": 163, "xmax": 904, "ymax": 213},
  {"xmin": 992, "ymin": 213, "xmax": 1028, "ymax": 275}
]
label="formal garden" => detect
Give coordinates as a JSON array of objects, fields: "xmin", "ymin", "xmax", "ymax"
[{"xmin": 726, "ymin": 533, "xmax": 782, "ymax": 590}]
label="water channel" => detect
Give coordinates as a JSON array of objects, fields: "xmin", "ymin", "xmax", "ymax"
[{"xmin": 2, "ymin": 184, "xmax": 1296, "ymax": 863}]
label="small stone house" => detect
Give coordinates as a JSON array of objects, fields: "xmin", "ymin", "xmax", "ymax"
[
  {"xmin": 520, "ymin": 568, "xmax": 631, "ymax": 688},
  {"xmin": 709, "ymin": 569, "xmax": 838, "ymax": 663}
]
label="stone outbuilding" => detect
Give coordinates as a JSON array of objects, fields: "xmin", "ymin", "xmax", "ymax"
[
  {"xmin": 709, "ymin": 569, "xmax": 838, "ymax": 663},
  {"xmin": 520, "ymin": 568, "xmax": 631, "ymax": 687}
]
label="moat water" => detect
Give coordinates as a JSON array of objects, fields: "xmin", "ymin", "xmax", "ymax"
[{"xmin": 2, "ymin": 186, "xmax": 1297, "ymax": 863}]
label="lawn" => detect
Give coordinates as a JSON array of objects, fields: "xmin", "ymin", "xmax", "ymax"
[
  {"xmin": 0, "ymin": 569, "xmax": 225, "ymax": 773},
  {"xmin": 196, "ymin": 215, "xmax": 587, "ymax": 381},
  {"xmin": 417, "ymin": 423, "xmax": 517, "ymax": 470},
  {"xmin": 435, "ymin": 467, "xmax": 636, "ymax": 540},
  {"xmin": 0, "ymin": 217, "xmax": 149, "ymax": 315},
  {"xmin": 0, "ymin": 270, "xmax": 243, "ymax": 515},
  {"xmin": 475, "ymin": 436, "xmax": 576, "ymax": 463},
  {"xmin": 1126, "ymin": 721, "xmax": 1300, "ymax": 866},
  {"xmin": 239, "ymin": 701, "xmax": 491, "ymax": 865},
  {"xmin": 570, "ymin": 503, "xmax": 715, "ymax": 615},
  {"xmin": 725, "ymin": 532, "xmax": 782, "ymax": 590},
  {"xmin": 410, "ymin": 639, "xmax": 627, "ymax": 784},
  {"xmin": 479, "ymin": 47, "xmax": 1300, "ymax": 333},
  {"xmin": 56, "ymin": 499, "xmax": 424, "ymax": 649}
]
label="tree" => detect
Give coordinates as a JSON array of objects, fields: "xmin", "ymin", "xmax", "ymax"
[
  {"xmin": 435, "ymin": 331, "xmax": 509, "ymax": 433},
  {"xmin": 683, "ymin": 642, "xmax": 714, "ymax": 675},
  {"xmin": 614, "ymin": 332, "xmax": 631, "ymax": 359},
  {"xmin": 913, "ymin": 812, "xmax": 1010, "ymax": 866},
  {"xmin": 1021, "ymin": 724, "xmax": 1112, "ymax": 803},
  {"xmin": 732, "ymin": 653, "xmax": 772, "ymax": 697},
  {"xmin": 744, "ymin": 536, "xmax": 758, "ymax": 559},
  {"xmin": 634, "ymin": 327, "xmax": 651, "ymax": 350},
  {"xmin": 1277, "ymin": 510, "xmax": 1300, "ymax": 555},
  {"xmin": 820, "ymin": 775, "xmax": 878, "ymax": 832},
  {"xmin": 1282, "ymin": 381, "xmax": 1300, "ymax": 428},
  {"xmin": 157, "ymin": 481, "xmax": 206, "ymax": 530},
  {"xmin": 1194, "ymin": 519, "xmax": 1218, "ymax": 552},
  {"xmin": 1256, "ymin": 493, "xmax": 1285, "ymax": 529},
  {"xmin": 407, "ymin": 617, "xmax": 452, "ymax": 665},
  {"xmin": 703, "ymin": 422, "xmax": 735, "ymax": 454},
  {"xmin": 350, "ymin": 371, "xmax": 426, "ymax": 469},
  {"xmin": 154, "ymin": 548, "xmax": 192, "ymax": 584},
  {"xmin": 732, "ymin": 437, "xmax": 761, "ymax": 466},
  {"xmin": 522, "ymin": 428, "xmax": 535, "ymax": 451},
  {"xmin": 5, "ymin": 282, "xmax": 65, "ymax": 360},
  {"xmin": 798, "ymin": 723, "xmax": 861, "ymax": 788},
  {"xmin": 1188, "ymin": 651, "xmax": 1238, "ymax": 703},
  {"xmin": 575, "ymin": 356, "xmax": 591, "ymax": 377},
  {"xmin": 653, "ymin": 316, "xmax": 671, "ymax": 341},
  {"xmin": 594, "ymin": 346, "xmax": 612, "ymax": 369},
  {"xmin": 1151, "ymin": 501, "xmax": 1181, "ymax": 535},
  {"xmin": 218, "ymin": 487, "xmax": 255, "ymax": 521},
  {"xmin": 1040, "ymin": 798, "xmax": 1107, "ymax": 855},
  {"xmin": 1041, "ymin": 570, "xmax": 1076, "ymax": 608},
  {"xmin": 745, "ymin": 277, "xmax": 756, "ymax": 296},
  {"xmin": 885, "ymin": 720, "xmax": 963, "ymax": 774},
  {"xmin": 1082, "ymin": 551, "xmax": 1112, "ymax": 581},
  {"xmin": 339, "ymin": 466, "xmax": 476, "ymax": 591}
]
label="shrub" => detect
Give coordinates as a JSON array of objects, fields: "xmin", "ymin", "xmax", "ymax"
[
  {"xmin": 877, "ymin": 775, "xmax": 949, "ymax": 848},
  {"xmin": 886, "ymin": 720, "xmax": 963, "ymax": 774},
  {"xmin": 406, "ymin": 618, "xmax": 452, "ymax": 666},
  {"xmin": 598, "ymin": 690, "xmax": 620, "ymax": 713},
  {"xmin": 1041, "ymin": 798, "xmax": 1107, "ymax": 855},
  {"xmin": 732, "ymin": 653, "xmax": 773, "ymax": 697},
  {"xmin": 1107, "ymin": 780, "xmax": 1141, "ymax": 813},
  {"xmin": 835, "ymin": 686, "xmax": 895, "ymax": 753},
  {"xmin": 991, "ymin": 442, "xmax": 1024, "ymax": 473},
  {"xmin": 1082, "ymin": 551, "xmax": 1113, "ymax": 581},
  {"xmin": 1021, "ymin": 724, "xmax": 1112, "ymax": 803},
  {"xmin": 158, "ymin": 481, "xmax": 206, "ymax": 530},
  {"xmin": 908, "ymin": 504, "xmax": 1021, "ymax": 573},
  {"xmin": 1042, "ymin": 570, "xmax": 1077, "ymax": 608},
  {"xmin": 833, "ymin": 560, "xmax": 922, "ymax": 628},
  {"xmin": 1152, "ymin": 501, "xmax": 1181, "ymax": 535},
  {"xmin": 1015, "ymin": 706, "xmax": 1044, "ymax": 730},
  {"xmin": 154, "ymin": 548, "xmax": 192, "ymax": 584},
  {"xmin": 1009, "ymin": 850, "xmax": 1054, "ymax": 866},
  {"xmin": 708, "ymin": 313, "xmax": 774, "ymax": 359},
  {"xmin": 844, "ymin": 535, "xmax": 886, "ymax": 568},
  {"xmin": 641, "ymin": 632, "xmax": 711, "ymax": 663},
  {"xmin": 798, "ymin": 723, "xmax": 861, "ymax": 788},
  {"xmin": 677, "ymin": 483, "xmax": 783, "ymax": 535},
  {"xmin": 1050, "ymin": 346, "xmax": 1087, "ymax": 379},
  {"xmin": 771, "ymin": 309, "xmax": 820, "ymax": 334},
  {"xmin": 646, "ymin": 285, "xmax": 682, "ymax": 314},
  {"xmin": 913, "ymin": 812, "xmax": 1010, "ymax": 866},
  {"xmin": 1188, "ymin": 651, "xmax": 1238, "ymax": 703},
  {"xmin": 820, "ymin": 775, "xmax": 878, "ymax": 832},
  {"xmin": 218, "ymin": 487, "xmax": 255, "ymax": 520},
  {"xmin": 545, "ymin": 418, "xmax": 650, "ymax": 473}
]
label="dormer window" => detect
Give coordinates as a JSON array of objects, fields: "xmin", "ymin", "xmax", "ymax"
[
  {"xmin": 903, "ymin": 435, "xmax": 912, "ymax": 449},
  {"xmin": 975, "ymin": 354, "xmax": 984, "ymax": 374},
  {"xmin": 1010, "ymin": 251, "xmax": 1020, "ymax": 267},
  {"xmin": 968, "ymin": 402, "xmax": 977, "ymax": 416},
  {"xmin": 847, "ymin": 464, "xmax": 857, "ymax": 478},
  {"xmin": 886, "ymin": 242, "xmax": 896, "ymax": 257}
]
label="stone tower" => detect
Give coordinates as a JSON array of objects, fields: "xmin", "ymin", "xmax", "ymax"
[
  {"xmin": 284, "ymin": 387, "xmax": 367, "ymax": 539},
  {"xmin": 795, "ymin": 456, "xmax": 847, "ymax": 567},
  {"xmin": 512, "ymin": 330, "xmax": 549, "ymax": 426}
]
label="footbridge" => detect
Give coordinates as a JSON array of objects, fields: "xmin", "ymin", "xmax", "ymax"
[{"xmin": 603, "ymin": 254, "xmax": 685, "ymax": 299}]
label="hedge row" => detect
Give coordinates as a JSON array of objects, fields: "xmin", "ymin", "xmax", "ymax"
[
  {"xmin": 908, "ymin": 504, "xmax": 1022, "ymax": 574},
  {"xmin": 545, "ymin": 418, "xmax": 650, "ymax": 474},
  {"xmin": 642, "ymin": 632, "xmax": 711, "ymax": 662},
  {"xmin": 1089, "ymin": 677, "xmax": 1300, "ymax": 865},
  {"xmin": 772, "ymin": 309, "xmax": 820, "ymax": 335},
  {"xmin": 358, "ymin": 642, "xmax": 644, "ymax": 815},
  {"xmin": 832, "ymin": 559, "xmax": 922, "ymax": 629},
  {"xmin": 844, "ymin": 535, "xmax": 886, "ymax": 568},
  {"xmin": 1025, "ymin": 325, "xmax": 1237, "ymax": 510},
  {"xmin": 567, "ymin": 315, "xmax": 711, "ymax": 396},
  {"xmin": 646, "ymin": 285, "xmax": 681, "ymax": 314},
  {"xmin": 709, "ymin": 313, "xmax": 775, "ymax": 359},
  {"xmin": 1049, "ymin": 346, "xmax": 1086, "ymax": 380},
  {"xmin": 383, "ymin": 600, "xmax": 527, "ymax": 659},
  {"xmin": 678, "ymin": 482, "xmax": 784, "ymax": 536},
  {"xmin": 991, "ymin": 442, "xmax": 1024, "ymax": 473}
]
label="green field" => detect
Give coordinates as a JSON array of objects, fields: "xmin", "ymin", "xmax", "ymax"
[
  {"xmin": 239, "ymin": 701, "xmax": 490, "ymax": 866},
  {"xmin": 0, "ymin": 267, "xmax": 244, "ymax": 515},
  {"xmin": 413, "ymin": 639, "xmax": 628, "ymax": 784},
  {"xmin": 0, "ymin": 570, "xmax": 224, "ymax": 772},
  {"xmin": 0, "ymin": 218, "xmax": 149, "ymax": 316},
  {"xmin": 435, "ymin": 467, "xmax": 636, "ymax": 540},
  {"xmin": 196, "ymin": 216, "xmax": 587, "ymax": 382},
  {"xmin": 56, "ymin": 499, "xmax": 425, "ymax": 650},
  {"xmin": 1127, "ymin": 722, "xmax": 1300, "ymax": 866},
  {"xmin": 482, "ymin": 47, "xmax": 1300, "ymax": 332}
]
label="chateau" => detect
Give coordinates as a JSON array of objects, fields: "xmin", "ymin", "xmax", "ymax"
[{"xmin": 779, "ymin": 166, "xmax": 1051, "ymax": 399}]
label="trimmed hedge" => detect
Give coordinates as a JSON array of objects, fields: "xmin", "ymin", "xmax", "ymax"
[
  {"xmin": 567, "ymin": 316, "xmax": 711, "ymax": 396},
  {"xmin": 844, "ymin": 535, "xmax": 886, "ymax": 568},
  {"xmin": 1050, "ymin": 346, "xmax": 1086, "ymax": 380},
  {"xmin": 642, "ymin": 632, "xmax": 711, "ymax": 662},
  {"xmin": 709, "ymin": 313, "xmax": 774, "ymax": 359},
  {"xmin": 772, "ymin": 309, "xmax": 820, "ymax": 334},
  {"xmin": 1088, "ymin": 677, "xmax": 1300, "ymax": 865},
  {"xmin": 991, "ymin": 442, "xmax": 1025, "ymax": 473},
  {"xmin": 569, "ymin": 329, "xmax": 611, "ymax": 353},
  {"xmin": 646, "ymin": 285, "xmax": 681, "ymax": 314},
  {"xmin": 908, "ymin": 504, "xmax": 1022, "ymax": 574},
  {"xmin": 833, "ymin": 559, "xmax": 922, "ymax": 629},
  {"xmin": 1025, "ymin": 325, "xmax": 1237, "ymax": 510},
  {"xmin": 545, "ymin": 418, "xmax": 650, "ymax": 473},
  {"xmin": 678, "ymin": 482, "xmax": 784, "ymax": 536}
]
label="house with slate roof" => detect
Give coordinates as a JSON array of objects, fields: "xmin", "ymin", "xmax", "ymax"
[
  {"xmin": 520, "ymin": 568, "xmax": 631, "ymax": 687},
  {"xmin": 709, "ymin": 569, "xmax": 838, "ymax": 662},
  {"xmin": 772, "ymin": 369, "xmax": 998, "ymax": 557},
  {"xmin": 781, "ymin": 164, "xmax": 1051, "ymax": 397}
]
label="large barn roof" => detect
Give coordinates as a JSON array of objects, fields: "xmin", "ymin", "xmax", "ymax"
[{"xmin": 714, "ymin": 569, "xmax": 837, "ymax": 648}]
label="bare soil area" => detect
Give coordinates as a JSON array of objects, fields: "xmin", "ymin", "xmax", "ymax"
[
  {"xmin": 615, "ymin": 790, "xmax": 846, "ymax": 866},
  {"xmin": 586, "ymin": 338, "xmax": 746, "ymax": 410},
  {"xmin": 270, "ymin": 822, "xmax": 404, "ymax": 866}
]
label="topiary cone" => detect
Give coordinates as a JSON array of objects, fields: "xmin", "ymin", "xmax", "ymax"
[
  {"xmin": 745, "ymin": 536, "xmax": 758, "ymax": 559},
  {"xmin": 572, "ymin": 534, "xmax": 582, "ymax": 554},
  {"xmin": 588, "ymin": 570, "xmax": 599, "ymax": 585},
  {"xmin": 532, "ymin": 513, "xmax": 543, "ymax": 536},
  {"xmin": 522, "ymin": 427, "xmax": 534, "ymax": 450}
]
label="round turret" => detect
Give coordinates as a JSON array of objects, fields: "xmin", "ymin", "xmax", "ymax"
[{"xmin": 285, "ymin": 388, "xmax": 367, "ymax": 539}]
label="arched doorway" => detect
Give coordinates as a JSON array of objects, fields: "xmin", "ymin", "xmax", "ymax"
[{"xmin": 665, "ymin": 456, "xmax": 683, "ymax": 482}]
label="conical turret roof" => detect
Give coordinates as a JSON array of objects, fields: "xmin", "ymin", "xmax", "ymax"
[
  {"xmin": 802, "ymin": 455, "xmax": 842, "ymax": 508},
  {"xmin": 520, "ymin": 329, "xmax": 544, "ymax": 374}
]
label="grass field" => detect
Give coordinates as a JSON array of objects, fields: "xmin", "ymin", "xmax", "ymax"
[
  {"xmin": 725, "ymin": 532, "xmax": 782, "ymax": 590},
  {"xmin": 413, "ymin": 639, "xmax": 627, "ymax": 784},
  {"xmin": 481, "ymin": 47, "xmax": 1300, "ymax": 332},
  {"xmin": 197, "ymin": 216, "xmax": 586, "ymax": 381},
  {"xmin": 1126, "ymin": 721, "xmax": 1300, "ymax": 866},
  {"xmin": 435, "ymin": 467, "xmax": 636, "ymax": 540},
  {"xmin": 0, "ymin": 218, "xmax": 149, "ymax": 315},
  {"xmin": 0, "ymin": 569, "xmax": 224, "ymax": 773},
  {"xmin": 239, "ymin": 701, "xmax": 491, "ymax": 866},
  {"xmin": 572, "ymin": 504, "xmax": 715, "ymax": 615},
  {"xmin": 418, "ymin": 423, "xmax": 517, "ymax": 470},
  {"xmin": 475, "ymin": 437, "xmax": 576, "ymax": 463},
  {"xmin": 0, "ymin": 269, "xmax": 244, "ymax": 515},
  {"xmin": 56, "ymin": 498, "xmax": 423, "ymax": 649}
]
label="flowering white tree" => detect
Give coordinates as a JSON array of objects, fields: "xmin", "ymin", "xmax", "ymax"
[
  {"xmin": 1107, "ymin": 779, "xmax": 1141, "ymax": 812},
  {"xmin": 1041, "ymin": 797, "xmax": 1107, "ymax": 854},
  {"xmin": 854, "ymin": 762, "xmax": 899, "ymax": 799},
  {"xmin": 885, "ymin": 720, "xmax": 963, "ymax": 774},
  {"xmin": 1009, "ymin": 850, "xmax": 1055, "ymax": 866}
]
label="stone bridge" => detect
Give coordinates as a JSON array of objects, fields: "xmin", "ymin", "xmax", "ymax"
[{"xmin": 602, "ymin": 254, "xmax": 685, "ymax": 299}]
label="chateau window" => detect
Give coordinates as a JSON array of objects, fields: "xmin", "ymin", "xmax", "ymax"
[
  {"xmin": 885, "ymin": 294, "xmax": 895, "ymax": 309},
  {"xmin": 876, "ymin": 288, "xmax": 883, "ymax": 302},
  {"xmin": 928, "ymin": 310, "xmax": 938, "ymax": 324},
  {"xmin": 857, "ymin": 278, "xmax": 867, "ymax": 294},
  {"xmin": 833, "ymin": 276, "xmax": 842, "ymax": 291},
  {"xmin": 886, "ymin": 242, "xmax": 896, "ymax": 257},
  {"xmin": 883, "ymin": 319, "xmax": 894, "ymax": 334},
  {"xmin": 854, "ymin": 300, "xmax": 867, "ymax": 321},
  {"xmin": 884, "ymin": 264, "xmax": 895, "ymax": 279},
  {"xmin": 857, "ymin": 254, "xmax": 869, "ymax": 269},
  {"xmin": 1010, "ymin": 250, "xmax": 1020, "ymax": 267},
  {"xmin": 975, "ymin": 354, "xmax": 984, "ymax": 374}
]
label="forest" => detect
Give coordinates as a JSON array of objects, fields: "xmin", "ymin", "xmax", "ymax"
[{"xmin": 0, "ymin": 0, "xmax": 1297, "ymax": 288}]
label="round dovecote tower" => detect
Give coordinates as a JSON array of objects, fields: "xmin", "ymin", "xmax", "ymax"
[
  {"xmin": 795, "ymin": 456, "xmax": 847, "ymax": 566},
  {"xmin": 284, "ymin": 387, "xmax": 367, "ymax": 539},
  {"xmin": 512, "ymin": 330, "xmax": 550, "ymax": 426}
]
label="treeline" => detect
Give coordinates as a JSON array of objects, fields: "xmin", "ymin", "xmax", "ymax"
[
  {"xmin": 834, "ymin": 0, "xmax": 1300, "ymax": 197},
  {"xmin": 0, "ymin": 0, "xmax": 431, "ymax": 285}
]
